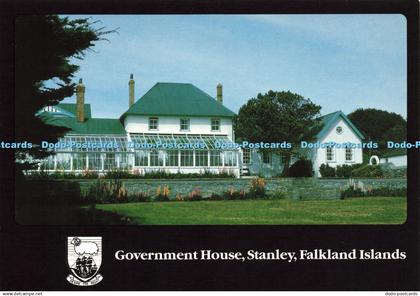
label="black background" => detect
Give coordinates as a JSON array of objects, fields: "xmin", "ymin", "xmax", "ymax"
[{"xmin": 0, "ymin": 0, "xmax": 419, "ymax": 291}]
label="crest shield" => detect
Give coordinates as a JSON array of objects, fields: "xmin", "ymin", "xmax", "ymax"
[{"xmin": 67, "ymin": 236, "xmax": 103, "ymax": 286}]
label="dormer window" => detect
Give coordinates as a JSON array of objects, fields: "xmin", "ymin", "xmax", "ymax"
[
  {"xmin": 211, "ymin": 118, "xmax": 220, "ymax": 132},
  {"xmin": 180, "ymin": 118, "xmax": 190, "ymax": 131},
  {"xmin": 149, "ymin": 117, "xmax": 159, "ymax": 130}
]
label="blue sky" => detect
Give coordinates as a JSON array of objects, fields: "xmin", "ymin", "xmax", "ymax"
[{"xmin": 62, "ymin": 14, "xmax": 407, "ymax": 119}]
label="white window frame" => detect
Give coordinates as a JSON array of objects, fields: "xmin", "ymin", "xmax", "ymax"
[
  {"xmin": 326, "ymin": 147, "xmax": 335, "ymax": 162},
  {"xmin": 345, "ymin": 147, "xmax": 354, "ymax": 162},
  {"xmin": 211, "ymin": 118, "xmax": 220, "ymax": 132},
  {"xmin": 180, "ymin": 118, "xmax": 190, "ymax": 131},
  {"xmin": 148, "ymin": 117, "xmax": 159, "ymax": 131}
]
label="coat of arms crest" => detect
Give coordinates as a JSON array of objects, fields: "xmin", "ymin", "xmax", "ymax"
[{"xmin": 66, "ymin": 236, "xmax": 103, "ymax": 286}]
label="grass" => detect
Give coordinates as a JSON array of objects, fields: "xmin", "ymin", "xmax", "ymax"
[{"xmin": 95, "ymin": 197, "xmax": 406, "ymax": 225}]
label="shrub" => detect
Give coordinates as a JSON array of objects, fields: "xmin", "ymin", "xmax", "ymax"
[
  {"xmin": 365, "ymin": 187, "xmax": 407, "ymax": 197},
  {"xmin": 104, "ymin": 170, "xmax": 134, "ymax": 179},
  {"xmin": 249, "ymin": 177, "xmax": 266, "ymax": 198},
  {"xmin": 128, "ymin": 191, "xmax": 151, "ymax": 202},
  {"xmin": 209, "ymin": 193, "xmax": 224, "ymax": 200},
  {"xmin": 351, "ymin": 164, "xmax": 384, "ymax": 178},
  {"xmin": 341, "ymin": 185, "xmax": 406, "ymax": 198},
  {"xmin": 223, "ymin": 187, "xmax": 247, "ymax": 200},
  {"xmin": 154, "ymin": 185, "xmax": 170, "ymax": 202},
  {"xmin": 340, "ymin": 187, "xmax": 365, "ymax": 198},
  {"xmin": 82, "ymin": 169, "xmax": 99, "ymax": 179},
  {"xmin": 85, "ymin": 179, "xmax": 128, "ymax": 204},
  {"xmin": 288, "ymin": 159, "xmax": 313, "ymax": 177},
  {"xmin": 175, "ymin": 193, "xmax": 185, "ymax": 201},
  {"xmin": 269, "ymin": 188, "xmax": 289, "ymax": 199},
  {"xmin": 319, "ymin": 164, "xmax": 336, "ymax": 177},
  {"xmin": 186, "ymin": 188, "xmax": 202, "ymax": 201}
]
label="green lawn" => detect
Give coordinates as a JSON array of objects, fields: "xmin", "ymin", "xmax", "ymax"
[{"xmin": 95, "ymin": 197, "xmax": 406, "ymax": 225}]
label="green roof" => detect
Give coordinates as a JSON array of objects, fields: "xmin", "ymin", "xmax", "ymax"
[
  {"xmin": 58, "ymin": 103, "xmax": 92, "ymax": 119},
  {"xmin": 382, "ymin": 148, "xmax": 406, "ymax": 158},
  {"xmin": 316, "ymin": 111, "xmax": 365, "ymax": 140},
  {"xmin": 40, "ymin": 114, "xmax": 126, "ymax": 135},
  {"xmin": 121, "ymin": 82, "xmax": 235, "ymax": 120}
]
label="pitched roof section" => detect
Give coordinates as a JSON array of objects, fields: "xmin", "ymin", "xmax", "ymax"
[
  {"xmin": 316, "ymin": 111, "xmax": 365, "ymax": 140},
  {"xmin": 58, "ymin": 103, "xmax": 92, "ymax": 119},
  {"xmin": 121, "ymin": 82, "xmax": 236, "ymax": 120},
  {"xmin": 382, "ymin": 148, "xmax": 406, "ymax": 158},
  {"xmin": 40, "ymin": 114, "xmax": 126, "ymax": 135}
]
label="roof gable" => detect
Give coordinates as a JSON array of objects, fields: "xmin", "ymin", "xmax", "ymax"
[
  {"xmin": 316, "ymin": 111, "xmax": 365, "ymax": 140},
  {"xmin": 121, "ymin": 82, "xmax": 236, "ymax": 120}
]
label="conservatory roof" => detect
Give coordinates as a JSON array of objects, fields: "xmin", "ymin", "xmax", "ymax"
[
  {"xmin": 51, "ymin": 133, "xmax": 237, "ymax": 152},
  {"xmin": 53, "ymin": 135, "xmax": 129, "ymax": 152},
  {"xmin": 129, "ymin": 133, "xmax": 237, "ymax": 150}
]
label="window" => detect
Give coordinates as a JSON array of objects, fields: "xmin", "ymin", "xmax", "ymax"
[
  {"xmin": 166, "ymin": 150, "xmax": 179, "ymax": 166},
  {"xmin": 118, "ymin": 153, "xmax": 130, "ymax": 170},
  {"xmin": 135, "ymin": 151, "xmax": 148, "ymax": 166},
  {"xmin": 195, "ymin": 150, "xmax": 208, "ymax": 167},
  {"xmin": 180, "ymin": 118, "xmax": 190, "ymax": 131},
  {"xmin": 72, "ymin": 153, "xmax": 87, "ymax": 171},
  {"xmin": 41, "ymin": 155, "xmax": 55, "ymax": 170},
  {"xmin": 180, "ymin": 150, "xmax": 194, "ymax": 166},
  {"xmin": 224, "ymin": 151, "xmax": 237, "ymax": 167},
  {"xmin": 56, "ymin": 153, "xmax": 71, "ymax": 170},
  {"xmin": 326, "ymin": 147, "xmax": 335, "ymax": 162},
  {"xmin": 104, "ymin": 153, "xmax": 117, "ymax": 171},
  {"xmin": 211, "ymin": 118, "xmax": 220, "ymax": 132},
  {"xmin": 336, "ymin": 126, "xmax": 343, "ymax": 134},
  {"xmin": 150, "ymin": 150, "xmax": 164, "ymax": 166},
  {"xmin": 262, "ymin": 151, "xmax": 271, "ymax": 164},
  {"xmin": 242, "ymin": 148, "xmax": 250, "ymax": 164},
  {"xmin": 210, "ymin": 151, "xmax": 222, "ymax": 166},
  {"xmin": 148, "ymin": 117, "xmax": 158, "ymax": 130},
  {"xmin": 88, "ymin": 153, "xmax": 102, "ymax": 170},
  {"xmin": 345, "ymin": 148, "xmax": 354, "ymax": 162}
]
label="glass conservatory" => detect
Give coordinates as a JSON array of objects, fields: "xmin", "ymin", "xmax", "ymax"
[{"xmin": 39, "ymin": 133, "xmax": 240, "ymax": 176}]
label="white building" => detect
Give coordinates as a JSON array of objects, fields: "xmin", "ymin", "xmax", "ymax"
[
  {"xmin": 379, "ymin": 149, "xmax": 407, "ymax": 167},
  {"xmin": 39, "ymin": 76, "xmax": 365, "ymax": 178},
  {"xmin": 241, "ymin": 111, "xmax": 365, "ymax": 177},
  {"xmin": 39, "ymin": 76, "xmax": 241, "ymax": 177}
]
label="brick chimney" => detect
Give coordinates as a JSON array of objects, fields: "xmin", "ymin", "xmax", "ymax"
[
  {"xmin": 217, "ymin": 83, "xmax": 223, "ymax": 104},
  {"xmin": 76, "ymin": 78, "xmax": 85, "ymax": 122},
  {"xmin": 129, "ymin": 73, "xmax": 135, "ymax": 108}
]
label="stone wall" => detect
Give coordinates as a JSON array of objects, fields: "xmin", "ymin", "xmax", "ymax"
[{"xmin": 41, "ymin": 177, "xmax": 407, "ymax": 201}]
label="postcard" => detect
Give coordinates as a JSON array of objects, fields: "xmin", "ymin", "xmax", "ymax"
[{"xmin": 1, "ymin": 0, "xmax": 419, "ymax": 292}]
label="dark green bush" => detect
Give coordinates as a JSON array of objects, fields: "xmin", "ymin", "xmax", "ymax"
[
  {"xmin": 366, "ymin": 187, "xmax": 406, "ymax": 197},
  {"xmin": 288, "ymin": 159, "xmax": 313, "ymax": 177},
  {"xmin": 340, "ymin": 187, "xmax": 365, "ymax": 198},
  {"xmin": 351, "ymin": 164, "xmax": 384, "ymax": 177},
  {"xmin": 319, "ymin": 164, "xmax": 336, "ymax": 177},
  {"xmin": 341, "ymin": 186, "xmax": 406, "ymax": 198},
  {"xmin": 335, "ymin": 164, "xmax": 364, "ymax": 178}
]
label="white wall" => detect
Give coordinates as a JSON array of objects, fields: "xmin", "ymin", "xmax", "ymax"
[
  {"xmin": 380, "ymin": 155, "xmax": 407, "ymax": 167},
  {"xmin": 314, "ymin": 117, "xmax": 363, "ymax": 176},
  {"xmin": 124, "ymin": 115, "xmax": 233, "ymax": 139}
]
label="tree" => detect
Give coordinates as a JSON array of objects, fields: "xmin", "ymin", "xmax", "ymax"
[
  {"xmin": 234, "ymin": 90, "xmax": 322, "ymax": 176},
  {"xmin": 15, "ymin": 15, "xmax": 112, "ymax": 167},
  {"xmin": 347, "ymin": 108, "xmax": 407, "ymax": 155}
]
